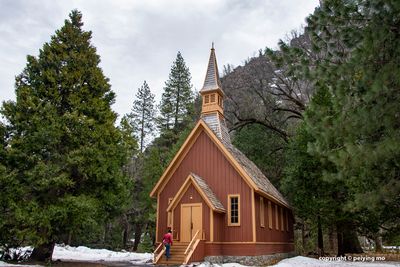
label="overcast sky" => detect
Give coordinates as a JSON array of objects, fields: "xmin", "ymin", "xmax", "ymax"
[{"xmin": 0, "ymin": 0, "xmax": 319, "ymax": 119}]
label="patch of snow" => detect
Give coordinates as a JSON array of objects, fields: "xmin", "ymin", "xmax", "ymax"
[
  {"xmin": 271, "ymin": 256, "xmax": 399, "ymax": 267},
  {"xmin": 0, "ymin": 261, "xmax": 42, "ymax": 267},
  {"xmin": 1, "ymin": 244, "xmax": 152, "ymax": 266},
  {"xmin": 52, "ymin": 245, "xmax": 153, "ymax": 263}
]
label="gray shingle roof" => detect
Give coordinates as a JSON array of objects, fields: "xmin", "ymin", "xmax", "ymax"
[
  {"xmin": 191, "ymin": 173, "xmax": 226, "ymax": 212},
  {"xmin": 200, "ymin": 47, "xmax": 223, "ymax": 93},
  {"xmin": 222, "ymin": 140, "xmax": 290, "ymax": 207},
  {"xmin": 201, "ymin": 113, "xmax": 231, "ymax": 144},
  {"xmin": 201, "ymin": 117, "xmax": 290, "ymax": 207}
]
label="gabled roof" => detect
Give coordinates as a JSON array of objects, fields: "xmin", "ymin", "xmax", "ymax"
[
  {"xmin": 167, "ymin": 173, "xmax": 225, "ymax": 213},
  {"xmin": 151, "ymin": 46, "xmax": 289, "ymax": 208},
  {"xmin": 200, "ymin": 45, "xmax": 223, "ymax": 93},
  {"xmin": 150, "ymin": 119, "xmax": 290, "ymax": 208},
  {"xmin": 222, "ymin": 141, "xmax": 289, "ymax": 207},
  {"xmin": 201, "ymin": 113, "xmax": 231, "ymax": 143}
]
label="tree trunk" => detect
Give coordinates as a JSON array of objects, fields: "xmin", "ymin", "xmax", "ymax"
[
  {"xmin": 301, "ymin": 222, "xmax": 306, "ymax": 254},
  {"xmin": 337, "ymin": 227, "xmax": 344, "ymax": 256},
  {"xmin": 336, "ymin": 221, "xmax": 363, "ymax": 256},
  {"xmin": 374, "ymin": 233, "xmax": 383, "ymax": 253},
  {"xmin": 30, "ymin": 242, "xmax": 55, "ymax": 262},
  {"xmin": 104, "ymin": 221, "xmax": 112, "ymax": 245},
  {"xmin": 122, "ymin": 215, "xmax": 130, "ymax": 249},
  {"xmin": 67, "ymin": 231, "xmax": 72, "ymax": 245},
  {"xmin": 133, "ymin": 223, "xmax": 143, "ymax": 251},
  {"xmin": 317, "ymin": 215, "xmax": 324, "ymax": 256},
  {"xmin": 328, "ymin": 225, "xmax": 336, "ymax": 254},
  {"xmin": 174, "ymin": 86, "xmax": 181, "ymax": 130},
  {"xmin": 140, "ymin": 104, "xmax": 145, "ymax": 153}
]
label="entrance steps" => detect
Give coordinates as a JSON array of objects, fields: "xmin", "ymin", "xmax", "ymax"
[{"xmin": 156, "ymin": 242, "xmax": 189, "ymax": 265}]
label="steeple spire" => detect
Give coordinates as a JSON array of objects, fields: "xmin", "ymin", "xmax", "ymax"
[
  {"xmin": 201, "ymin": 44, "xmax": 223, "ymax": 93},
  {"xmin": 199, "ymin": 45, "xmax": 230, "ymax": 143}
]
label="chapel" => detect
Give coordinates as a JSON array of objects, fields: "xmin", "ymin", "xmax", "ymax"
[{"xmin": 151, "ymin": 46, "xmax": 294, "ymax": 265}]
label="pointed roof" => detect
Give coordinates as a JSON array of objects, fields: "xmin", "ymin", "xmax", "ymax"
[
  {"xmin": 150, "ymin": 120, "xmax": 290, "ymax": 208},
  {"xmin": 150, "ymin": 46, "xmax": 290, "ymax": 209},
  {"xmin": 167, "ymin": 173, "xmax": 225, "ymax": 213},
  {"xmin": 201, "ymin": 45, "xmax": 223, "ymax": 93},
  {"xmin": 190, "ymin": 173, "xmax": 225, "ymax": 212},
  {"xmin": 201, "ymin": 113, "xmax": 231, "ymax": 143}
]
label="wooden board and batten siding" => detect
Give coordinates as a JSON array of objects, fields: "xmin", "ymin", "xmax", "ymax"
[
  {"xmin": 151, "ymin": 47, "xmax": 294, "ymax": 264},
  {"xmin": 158, "ymin": 130, "xmax": 253, "ymax": 243}
]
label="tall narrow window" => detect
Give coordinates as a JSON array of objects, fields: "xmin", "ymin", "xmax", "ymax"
[
  {"xmin": 281, "ymin": 207, "xmax": 284, "ymax": 231},
  {"xmin": 205, "ymin": 95, "xmax": 210, "ymax": 104},
  {"xmin": 275, "ymin": 204, "xmax": 279, "ymax": 230},
  {"xmin": 228, "ymin": 194, "xmax": 240, "ymax": 226},
  {"xmin": 167, "ymin": 198, "xmax": 173, "ymax": 227},
  {"xmin": 268, "ymin": 201, "xmax": 272, "ymax": 229},
  {"xmin": 260, "ymin": 197, "xmax": 265, "ymax": 227},
  {"xmin": 286, "ymin": 210, "xmax": 289, "ymax": 231}
]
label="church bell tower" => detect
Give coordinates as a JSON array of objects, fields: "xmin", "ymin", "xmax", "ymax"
[{"xmin": 200, "ymin": 45, "xmax": 230, "ymax": 143}]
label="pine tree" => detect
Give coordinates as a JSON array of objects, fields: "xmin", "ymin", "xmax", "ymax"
[
  {"xmin": 158, "ymin": 52, "xmax": 194, "ymax": 132},
  {"xmin": 1, "ymin": 10, "xmax": 130, "ymax": 261},
  {"xmin": 302, "ymin": 0, "xmax": 400, "ymax": 252},
  {"xmin": 127, "ymin": 81, "xmax": 155, "ymax": 153}
]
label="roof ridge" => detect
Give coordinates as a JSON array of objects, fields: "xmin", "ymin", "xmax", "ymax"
[
  {"xmin": 200, "ymin": 119, "xmax": 289, "ymax": 207},
  {"xmin": 190, "ymin": 172, "xmax": 225, "ymax": 212}
]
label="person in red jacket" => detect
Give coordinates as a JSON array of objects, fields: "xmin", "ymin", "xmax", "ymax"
[{"xmin": 163, "ymin": 229, "xmax": 173, "ymax": 260}]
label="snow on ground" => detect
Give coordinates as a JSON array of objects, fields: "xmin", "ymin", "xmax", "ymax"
[
  {"xmin": 194, "ymin": 258, "xmax": 400, "ymax": 267},
  {"xmin": 271, "ymin": 256, "xmax": 400, "ymax": 267},
  {"xmin": 2, "ymin": 248, "xmax": 399, "ymax": 267},
  {"xmin": 1, "ymin": 244, "xmax": 152, "ymax": 266},
  {"xmin": 0, "ymin": 262, "xmax": 42, "ymax": 267},
  {"xmin": 52, "ymin": 245, "xmax": 153, "ymax": 263}
]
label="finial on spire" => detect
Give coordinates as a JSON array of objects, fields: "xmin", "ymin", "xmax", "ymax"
[{"xmin": 212, "ymin": 42, "xmax": 214, "ymax": 49}]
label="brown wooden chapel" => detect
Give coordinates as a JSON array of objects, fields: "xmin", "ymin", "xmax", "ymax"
[{"xmin": 151, "ymin": 46, "xmax": 294, "ymax": 265}]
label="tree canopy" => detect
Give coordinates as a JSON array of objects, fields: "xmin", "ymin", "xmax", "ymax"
[{"xmin": 1, "ymin": 10, "xmax": 131, "ymax": 261}]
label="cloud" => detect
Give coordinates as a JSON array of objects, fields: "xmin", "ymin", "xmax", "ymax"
[{"xmin": 0, "ymin": 0, "xmax": 319, "ymax": 119}]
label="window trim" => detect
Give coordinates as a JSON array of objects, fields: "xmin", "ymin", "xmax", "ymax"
[
  {"xmin": 286, "ymin": 209, "xmax": 289, "ymax": 232},
  {"xmin": 167, "ymin": 198, "xmax": 173, "ymax": 227},
  {"xmin": 228, "ymin": 194, "xmax": 240, "ymax": 226},
  {"xmin": 260, "ymin": 197, "xmax": 265, "ymax": 228},
  {"xmin": 210, "ymin": 94, "xmax": 216, "ymax": 103},
  {"xmin": 281, "ymin": 206, "xmax": 284, "ymax": 231},
  {"xmin": 275, "ymin": 204, "xmax": 279, "ymax": 230},
  {"xmin": 268, "ymin": 201, "xmax": 272, "ymax": 229}
]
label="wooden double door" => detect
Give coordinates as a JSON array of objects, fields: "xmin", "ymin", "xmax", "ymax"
[{"xmin": 180, "ymin": 203, "xmax": 202, "ymax": 242}]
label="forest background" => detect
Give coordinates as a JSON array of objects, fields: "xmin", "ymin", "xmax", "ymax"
[{"xmin": 0, "ymin": 0, "xmax": 399, "ymax": 262}]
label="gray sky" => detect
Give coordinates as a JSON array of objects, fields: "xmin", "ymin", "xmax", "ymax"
[{"xmin": 0, "ymin": 0, "xmax": 319, "ymax": 119}]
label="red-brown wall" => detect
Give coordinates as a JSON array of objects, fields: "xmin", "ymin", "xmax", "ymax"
[
  {"xmin": 254, "ymin": 193, "xmax": 294, "ymax": 243},
  {"xmin": 204, "ymin": 243, "xmax": 294, "ymax": 256},
  {"xmin": 172, "ymin": 184, "xmax": 210, "ymax": 241},
  {"xmin": 158, "ymin": 130, "xmax": 253, "ymax": 243}
]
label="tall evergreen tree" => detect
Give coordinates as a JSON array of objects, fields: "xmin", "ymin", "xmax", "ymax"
[
  {"xmin": 1, "ymin": 10, "xmax": 130, "ymax": 261},
  {"xmin": 127, "ymin": 81, "xmax": 155, "ymax": 153},
  {"xmin": 158, "ymin": 52, "xmax": 194, "ymax": 132},
  {"xmin": 304, "ymin": 0, "xmax": 400, "ymax": 250}
]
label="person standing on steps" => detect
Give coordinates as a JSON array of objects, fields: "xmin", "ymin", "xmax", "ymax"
[{"xmin": 163, "ymin": 229, "xmax": 173, "ymax": 260}]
